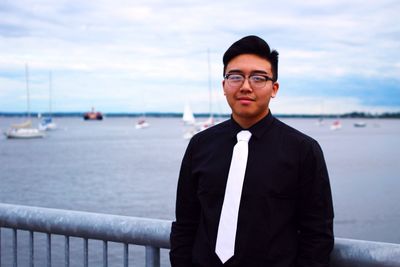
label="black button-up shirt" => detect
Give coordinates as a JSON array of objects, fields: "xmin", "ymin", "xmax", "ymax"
[{"xmin": 170, "ymin": 112, "xmax": 334, "ymax": 267}]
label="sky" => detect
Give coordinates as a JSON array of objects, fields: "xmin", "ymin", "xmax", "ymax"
[{"xmin": 0, "ymin": 0, "xmax": 399, "ymax": 115}]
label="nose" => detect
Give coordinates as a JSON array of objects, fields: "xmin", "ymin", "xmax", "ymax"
[{"xmin": 240, "ymin": 77, "xmax": 253, "ymax": 92}]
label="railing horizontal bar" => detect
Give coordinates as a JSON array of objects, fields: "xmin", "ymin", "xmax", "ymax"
[
  {"xmin": 0, "ymin": 203, "xmax": 170, "ymax": 248},
  {"xmin": 332, "ymin": 238, "xmax": 400, "ymax": 266}
]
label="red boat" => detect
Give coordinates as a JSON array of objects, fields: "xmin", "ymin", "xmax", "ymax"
[{"xmin": 83, "ymin": 107, "xmax": 103, "ymax": 120}]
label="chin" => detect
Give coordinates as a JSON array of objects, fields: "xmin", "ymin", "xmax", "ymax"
[
  {"xmin": 234, "ymin": 106, "xmax": 256, "ymax": 115},
  {"xmin": 234, "ymin": 108, "xmax": 267, "ymax": 119},
  {"xmin": 234, "ymin": 110, "xmax": 257, "ymax": 119}
]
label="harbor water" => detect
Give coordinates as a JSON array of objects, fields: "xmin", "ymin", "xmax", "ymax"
[{"xmin": 0, "ymin": 116, "xmax": 400, "ymax": 266}]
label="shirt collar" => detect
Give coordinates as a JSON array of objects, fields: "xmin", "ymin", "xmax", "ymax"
[{"xmin": 229, "ymin": 110, "xmax": 275, "ymax": 139}]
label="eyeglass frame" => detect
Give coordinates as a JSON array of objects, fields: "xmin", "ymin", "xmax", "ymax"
[{"xmin": 224, "ymin": 73, "xmax": 275, "ymax": 89}]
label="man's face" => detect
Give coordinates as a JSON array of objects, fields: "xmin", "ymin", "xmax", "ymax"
[{"xmin": 223, "ymin": 54, "xmax": 279, "ymax": 128}]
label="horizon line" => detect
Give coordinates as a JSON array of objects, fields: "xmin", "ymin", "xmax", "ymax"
[{"xmin": 1, "ymin": 111, "xmax": 400, "ymax": 119}]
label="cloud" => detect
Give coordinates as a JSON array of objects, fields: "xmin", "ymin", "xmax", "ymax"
[{"xmin": 0, "ymin": 0, "xmax": 399, "ymax": 113}]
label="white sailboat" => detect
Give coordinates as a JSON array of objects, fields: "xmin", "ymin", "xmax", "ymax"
[
  {"xmin": 197, "ymin": 48, "xmax": 216, "ymax": 130},
  {"xmin": 183, "ymin": 49, "xmax": 217, "ymax": 139},
  {"xmin": 182, "ymin": 105, "xmax": 197, "ymax": 139},
  {"xmin": 6, "ymin": 121, "xmax": 44, "ymax": 139},
  {"xmin": 135, "ymin": 107, "xmax": 150, "ymax": 129},
  {"xmin": 315, "ymin": 100, "xmax": 325, "ymax": 126},
  {"xmin": 330, "ymin": 119, "xmax": 342, "ymax": 130},
  {"xmin": 135, "ymin": 116, "xmax": 150, "ymax": 129},
  {"xmin": 5, "ymin": 64, "xmax": 44, "ymax": 139},
  {"xmin": 38, "ymin": 71, "xmax": 57, "ymax": 131},
  {"xmin": 182, "ymin": 103, "xmax": 196, "ymax": 125},
  {"xmin": 135, "ymin": 87, "xmax": 150, "ymax": 129}
]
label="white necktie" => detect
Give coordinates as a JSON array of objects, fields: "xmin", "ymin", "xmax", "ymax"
[{"xmin": 215, "ymin": 130, "xmax": 252, "ymax": 263}]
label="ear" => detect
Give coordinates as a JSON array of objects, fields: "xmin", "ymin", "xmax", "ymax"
[
  {"xmin": 271, "ymin": 82, "xmax": 279, "ymax": 98},
  {"xmin": 222, "ymin": 79, "xmax": 227, "ymax": 95}
]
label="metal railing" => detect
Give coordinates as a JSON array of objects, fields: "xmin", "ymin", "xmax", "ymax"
[
  {"xmin": 0, "ymin": 203, "xmax": 400, "ymax": 266},
  {"xmin": 0, "ymin": 203, "xmax": 170, "ymax": 267}
]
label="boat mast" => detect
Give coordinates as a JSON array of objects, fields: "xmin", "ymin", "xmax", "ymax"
[
  {"xmin": 207, "ymin": 49, "xmax": 212, "ymax": 118},
  {"xmin": 49, "ymin": 71, "xmax": 52, "ymax": 116},
  {"xmin": 25, "ymin": 64, "xmax": 30, "ymax": 119}
]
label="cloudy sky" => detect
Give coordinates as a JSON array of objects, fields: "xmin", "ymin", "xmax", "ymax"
[{"xmin": 0, "ymin": 0, "xmax": 399, "ymax": 115}]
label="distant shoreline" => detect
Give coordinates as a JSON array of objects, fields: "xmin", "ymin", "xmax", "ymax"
[{"xmin": 1, "ymin": 111, "xmax": 399, "ymax": 119}]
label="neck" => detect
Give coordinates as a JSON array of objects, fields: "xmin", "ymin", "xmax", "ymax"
[{"xmin": 233, "ymin": 109, "xmax": 269, "ymax": 129}]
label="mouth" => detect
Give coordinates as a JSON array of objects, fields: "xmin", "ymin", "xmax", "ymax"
[{"xmin": 236, "ymin": 96, "xmax": 255, "ymax": 105}]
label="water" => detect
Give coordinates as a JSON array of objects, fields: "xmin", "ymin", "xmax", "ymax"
[{"xmin": 1, "ymin": 117, "xmax": 400, "ymax": 265}]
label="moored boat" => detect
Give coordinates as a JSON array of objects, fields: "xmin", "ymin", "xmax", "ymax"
[
  {"xmin": 135, "ymin": 118, "xmax": 150, "ymax": 129},
  {"xmin": 38, "ymin": 117, "xmax": 57, "ymax": 131},
  {"xmin": 5, "ymin": 64, "xmax": 44, "ymax": 139},
  {"xmin": 39, "ymin": 71, "xmax": 57, "ymax": 131},
  {"xmin": 83, "ymin": 108, "xmax": 103, "ymax": 120},
  {"xmin": 330, "ymin": 120, "xmax": 342, "ymax": 130},
  {"xmin": 5, "ymin": 126, "xmax": 44, "ymax": 139},
  {"xmin": 354, "ymin": 121, "xmax": 367, "ymax": 128}
]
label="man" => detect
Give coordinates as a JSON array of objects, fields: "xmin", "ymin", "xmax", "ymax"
[{"xmin": 170, "ymin": 35, "xmax": 334, "ymax": 267}]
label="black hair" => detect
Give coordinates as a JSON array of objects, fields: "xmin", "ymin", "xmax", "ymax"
[{"xmin": 223, "ymin": 35, "xmax": 279, "ymax": 81}]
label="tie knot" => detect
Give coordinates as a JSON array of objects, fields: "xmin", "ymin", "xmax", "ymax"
[{"xmin": 237, "ymin": 130, "xmax": 252, "ymax": 142}]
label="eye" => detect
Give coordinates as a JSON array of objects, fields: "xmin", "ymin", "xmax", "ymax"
[
  {"xmin": 228, "ymin": 74, "xmax": 244, "ymax": 82},
  {"xmin": 250, "ymin": 75, "xmax": 267, "ymax": 83}
]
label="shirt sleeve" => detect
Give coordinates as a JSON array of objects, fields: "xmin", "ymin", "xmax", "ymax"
[
  {"xmin": 296, "ymin": 139, "xmax": 334, "ymax": 267},
  {"xmin": 170, "ymin": 138, "xmax": 201, "ymax": 267}
]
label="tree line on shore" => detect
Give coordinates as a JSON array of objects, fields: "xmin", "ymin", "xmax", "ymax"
[{"xmin": 1, "ymin": 111, "xmax": 400, "ymax": 118}]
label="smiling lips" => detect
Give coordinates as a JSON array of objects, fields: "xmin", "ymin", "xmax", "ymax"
[{"xmin": 237, "ymin": 96, "xmax": 255, "ymax": 105}]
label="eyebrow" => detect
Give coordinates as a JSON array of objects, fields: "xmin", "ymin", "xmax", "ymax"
[{"xmin": 226, "ymin": 69, "xmax": 270, "ymax": 75}]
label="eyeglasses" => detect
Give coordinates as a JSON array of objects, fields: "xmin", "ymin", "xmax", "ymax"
[{"xmin": 224, "ymin": 73, "xmax": 274, "ymax": 89}]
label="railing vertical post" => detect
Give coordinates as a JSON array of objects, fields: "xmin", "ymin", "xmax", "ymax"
[
  {"xmin": 103, "ymin": 240, "xmax": 108, "ymax": 267},
  {"xmin": 46, "ymin": 233, "xmax": 51, "ymax": 267},
  {"xmin": 145, "ymin": 246, "xmax": 160, "ymax": 267},
  {"xmin": 123, "ymin": 243, "xmax": 129, "ymax": 267},
  {"xmin": 83, "ymin": 238, "xmax": 88, "ymax": 267},
  {"xmin": 0, "ymin": 227, "xmax": 2, "ymax": 267},
  {"xmin": 13, "ymin": 228, "xmax": 17, "ymax": 267},
  {"xmin": 65, "ymin": 236, "xmax": 69, "ymax": 267},
  {"xmin": 29, "ymin": 231, "xmax": 34, "ymax": 267}
]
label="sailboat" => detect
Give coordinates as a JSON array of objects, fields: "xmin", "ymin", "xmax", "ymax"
[
  {"xmin": 182, "ymin": 103, "xmax": 196, "ymax": 125},
  {"xmin": 5, "ymin": 64, "xmax": 44, "ymax": 139},
  {"xmin": 38, "ymin": 71, "xmax": 57, "ymax": 131},
  {"xmin": 135, "ymin": 115, "xmax": 150, "ymax": 129},
  {"xmin": 315, "ymin": 101, "xmax": 325, "ymax": 126},
  {"xmin": 197, "ymin": 49, "xmax": 216, "ymax": 130},
  {"xmin": 182, "ymin": 103, "xmax": 197, "ymax": 139},
  {"xmin": 353, "ymin": 121, "xmax": 367, "ymax": 128},
  {"xmin": 183, "ymin": 49, "xmax": 216, "ymax": 139},
  {"xmin": 135, "ymin": 100, "xmax": 150, "ymax": 129},
  {"xmin": 330, "ymin": 119, "xmax": 342, "ymax": 130}
]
